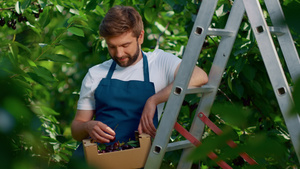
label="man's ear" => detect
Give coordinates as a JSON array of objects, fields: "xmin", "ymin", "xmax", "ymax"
[{"xmin": 138, "ymin": 30, "xmax": 145, "ymax": 45}]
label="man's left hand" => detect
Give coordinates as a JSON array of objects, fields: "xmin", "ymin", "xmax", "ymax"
[{"xmin": 138, "ymin": 97, "xmax": 157, "ymax": 138}]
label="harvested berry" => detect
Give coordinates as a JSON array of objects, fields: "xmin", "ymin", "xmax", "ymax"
[{"xmin": 97, "ymin": 139, "xmax": 139, "ymax": 154}]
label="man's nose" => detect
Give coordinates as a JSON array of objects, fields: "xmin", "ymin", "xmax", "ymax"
[{"xmin": 115, "ymin": 47, "xmax": 124, "ymax": 58}]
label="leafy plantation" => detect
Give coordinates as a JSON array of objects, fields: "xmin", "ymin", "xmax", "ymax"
[{"xmin": 0, "ymin": 0, "xmax": 300, "ymax": 168}]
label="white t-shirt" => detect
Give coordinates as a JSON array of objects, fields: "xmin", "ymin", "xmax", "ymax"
[{"xmin": 77, "ymin": 49, "xmax": 181, "ymax": 119}]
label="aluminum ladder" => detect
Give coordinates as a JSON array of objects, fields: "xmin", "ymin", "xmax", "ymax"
[{"xmin": 144, "ymin": 0, "xmax": 300, "ymax": 168}]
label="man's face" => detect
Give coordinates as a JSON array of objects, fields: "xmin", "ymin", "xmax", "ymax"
[{"xmin": 105, "ymin": 31, "xmax": 144, "ymax": 67}]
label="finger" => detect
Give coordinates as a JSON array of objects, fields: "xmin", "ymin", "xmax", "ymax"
[
  {"xmin": 91, "ymin": 130, "xmax": 110, "ymax": 143},
  {"xmin": 100, "ymin": 123, "xmax": 116, "ymax": 137},
  {"xmin": 141, "ymin": 117, "xmax": 150, "ymax": 135},
  {"xmin": 138, "ymin": 123, "xmax": 143, "ymax": 135},
  {"xmin": 147, "ymin": 117, "xmax": 156, "ymax": 134},
  {"xmin": 144, "ymin": 115, "xmax": 156, "ymax": 137},
  {"xmin": 94, "ymin": 124, "xmax": 115, "ymax": 141}
]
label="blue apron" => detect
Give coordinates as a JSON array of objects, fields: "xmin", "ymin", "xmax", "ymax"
[
  {"xmin": 94, "ymin": 52, "xmax": 158, "ymax": 143},
  {"xmin": 70, "ymin": 52, "xmax": 158, "ymax": 162}
]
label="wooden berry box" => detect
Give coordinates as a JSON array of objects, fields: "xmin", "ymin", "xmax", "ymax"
[{"xmin": 83, "ymin": 133, "xmax": 151, "ymax": 169}]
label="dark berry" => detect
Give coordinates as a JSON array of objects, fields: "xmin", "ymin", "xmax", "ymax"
[
  {"xmin": 7, "ymin": 21, "xmax": 12, "ymax": 27},
  {"xmin": 12, "ymin": 19, "xmax": 17, "ymax": 24},
  {"xmin": 18, "ymin": 16, "xmax": 23, "ymax": 22},
  {"xmin": 0, "ymin": 17, "xmax": 5, "ymax": 26},
  {"xmin": 105, "ymin": 145, "xmax": 114, "ymax": 152},
  {"xmin": 22, "ymin": 16, "xmax": 27, "ymax": 21},
  {"xmin": 110, "ymin": 137, "xmax": 116, "ymax": 142},
  {"xmin": 121, "ymin": 144, "xmax": 130, "ymax": 150},
  {"xmin": 34, "ymin": 13, "xmax": 39, "ymax": 18},
  {"xmin": 15, "ymin": 12, "xmax": 21, "ymax": 17},
  {"xmin": 12, "ymin": 25, "xmax": 16, "ymax": 30},
  {"xmin": 203, "ymin": 40, "xmax": 209, "ymax": 48},
  {"xmin": 39, "ymin": 8, "xmax": 43, "ymax": 13}
]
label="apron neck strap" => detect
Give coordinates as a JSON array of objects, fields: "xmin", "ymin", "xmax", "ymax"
[
  {"xmin": 106, "ymin": 51, "xmax": 150, "ymax": 82},
  {"xmin": 142, "ymin": 51, "xmax": 150, "ymax": 82}
]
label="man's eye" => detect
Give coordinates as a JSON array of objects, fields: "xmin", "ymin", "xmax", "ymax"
[{"xmin": 123, "ymin": 44, "xmax": 129, "ymax": 48}]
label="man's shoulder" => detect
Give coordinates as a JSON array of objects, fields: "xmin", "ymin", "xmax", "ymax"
[
  {"xmin": 146, "ymin": 48, "xmax": 180, "ymax": 63},
  {"xmin": 86, "ymin": 59, "xmax": 113, "ymax": 79},
  {"xmin": 88, "ymin": 59, "xmax": 112, "ymax": 71},
  {"xmin": 146, "ymin": 48, "xmax": 165, "ymax": 57}
]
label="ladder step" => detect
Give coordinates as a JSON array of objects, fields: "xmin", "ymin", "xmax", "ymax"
[
  {"xmin": 186, "ymin": 85, "xmax": 215, "ymax": 94},
  {"xmin": 207, "ymin": 26, "xmax": 285, "ymax": 36},
  {"xmin": 166, "ymin": 140, "xmax": 194, "ymax": 152},
  {"xmin": 269, "ymin": 26, "xmax": 285, "ymax": 36},
  {"xmin": 207, "ymin": 28, "xmax": 235, "ymax": 36}
]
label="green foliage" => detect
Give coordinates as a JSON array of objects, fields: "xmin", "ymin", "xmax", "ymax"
[{"xmin": 0, "ymin": 0, "xmax": 300, "ymax": 168}]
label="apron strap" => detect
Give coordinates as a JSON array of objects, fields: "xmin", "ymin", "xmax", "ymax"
[
  {"xmin": 142, "ymin": 52, "xmax": 150, "ymax": 83},
  {"xmin": 106, "ymin": 61, "xmax": 116, "ymax": 79},
  {"xmin": 106, "ymin": 51, "xmax": 150, "ymax": 82}
]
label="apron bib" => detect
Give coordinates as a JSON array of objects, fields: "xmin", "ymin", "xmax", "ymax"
[{"xmin": 94, "ymin": 52, "xmax": 158, "ymax": 143}]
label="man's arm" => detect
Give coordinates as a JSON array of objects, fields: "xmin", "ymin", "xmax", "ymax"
[
  {"xmin": 71, "ymin": 110, "xmax": 115, "ymax": 143},
  {"xmin": 138, "ymin": 64, "xmax": 208, "ymax": 137}
]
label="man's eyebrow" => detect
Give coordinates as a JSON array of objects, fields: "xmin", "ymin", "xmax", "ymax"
[{"xmin": 107, "ymin": 41, "xmax": 132, "ymax": 47}]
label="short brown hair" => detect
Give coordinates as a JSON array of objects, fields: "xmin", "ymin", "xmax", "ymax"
[{"xmin": 99, "ymin": 6, "xmax": 144, "ymax": 38}]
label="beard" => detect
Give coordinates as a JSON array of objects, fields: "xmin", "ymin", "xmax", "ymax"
[{"xmin": 110, "ymin": 43, "xmax": 140, "ymax": 67}]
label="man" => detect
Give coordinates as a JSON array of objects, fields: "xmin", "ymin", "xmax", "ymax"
[{"xmin": 71, "ymin": 5, "xmax": 208, "ymax": 157}]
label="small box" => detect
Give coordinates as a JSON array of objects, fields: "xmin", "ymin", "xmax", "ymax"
[{"xmin": 83, "ymin": 133, "xmax": 151, "ymax": 169}]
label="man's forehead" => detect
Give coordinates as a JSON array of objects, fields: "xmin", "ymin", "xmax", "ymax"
[{"xmin": 105, "ymin": 31, "xmax": 137, "ymax": 45}]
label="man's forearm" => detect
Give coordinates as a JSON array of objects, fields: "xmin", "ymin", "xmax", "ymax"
[
  {"xmin": 71, "ymin": 120, "xmax": 89, "ymax": 141},
  {"xmin": 150, "ymin": 66, "xmax": 208, "ymax": 105}
]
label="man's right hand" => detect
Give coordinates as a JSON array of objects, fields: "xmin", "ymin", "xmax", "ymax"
[
  {"xmin": 85, "ymin": 120, "xmax": 116, "ymax": 143},
  {"xmin": 71, "ymin": 110, "xmax": 115, "ymax": 143}
]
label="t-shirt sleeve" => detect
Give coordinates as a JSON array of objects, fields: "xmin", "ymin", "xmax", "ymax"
[
  {"xmin": 160, "ymin": 51, "xmax": 181, "ymax": 84},
  {"xmin": 77, "ymin": 71, "xmax": 96, "ymax": 110}
]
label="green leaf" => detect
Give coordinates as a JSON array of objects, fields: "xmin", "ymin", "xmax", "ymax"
[
  {"xmin": 39, "ymin": 7, "xmax": 51, "ymax": 28},
  {"xmin": 250, "ymin": 80, "xmax": 263, "ymax": 95},
  {"xmin": 40, "ymin": 106, "xmax": 60, "ymax": 116},
  {"xmin": 14, "ymin": 42, "xmax": 31, "ymax": 55},
  {"xmin": 232, "ymin": 79, "xmax": 244, "ymax": 99},
  {"xmin": 67, "ymin": 15, "xmax": 88, "ymax": 25},
  {"xmin": 38, "ymin": 0, "xmax": 47, "ymax": 8},
  {"xmin": 54, "ymin": 27, "xmax": 67, "ymax": 37},
  {"xmin": 56, "ymin": 5, "xmax": 64, "ymax": 13},
  {"xmin": 59, "ymin": 39, "xmax": 88, "ymax": 53},
  {"xmin": 27, "ymin": 59, "xmax": 37, "ymax": 67},
  {"xmin": 241, "ymin": 64, "xmax": 256, "ymax": 81},
  {"xmin": 21, "ymin": 0, "xmax": 31, "ymax": 13},
  {"xmin": 32, "ymin": 105, "xmax": 60, "ymax": 116},
  {"xmin": 33, "ymin": 66, "xmax": 57, "ymax": 82},
  {"xmin": 15, "ymin": 1, "xmax": 21, "ymax": 14},
  {"xmin": 234, "ymin": 58, "xmax": 245, "ymax": 74},
  {"xmin": 144, "ymin": 7, "xmax": 155, "ymax": 22},
  {"xmin": 86, "ymin": 0, "xmax": 97, "ymax": 11},
  {"xmin": 212, "ymin": 103, "xmax": 251, "ymax": 130},
  {"xmin": 39, "ymin": 54, "xmax": 73, "ymax": 63},
  {"xmin": 67, "ymin": 27, "xmax": 85, "ymax": 37}
]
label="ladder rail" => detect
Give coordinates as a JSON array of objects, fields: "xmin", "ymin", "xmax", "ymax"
[
  {"xmin": 144, "ymin": 0, "xmax": 219, "ymax": 168},
  {"xmin": 177, "ymin": 0, "xmax": 246, "ymax": 168},
  {"xmin": 264, "ymin": 0, "xmax": 300, "ymax": 82},
  {"xmin": 243, "ymin": 0, "xmax": 300, "ymax": 161}
]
